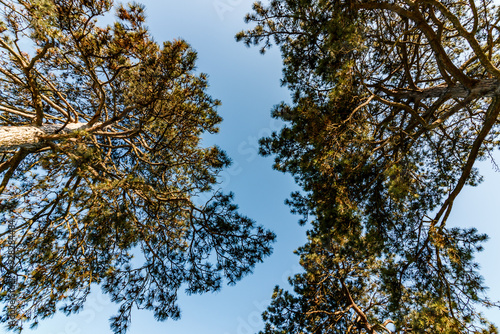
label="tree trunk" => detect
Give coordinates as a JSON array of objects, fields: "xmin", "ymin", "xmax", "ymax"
[
  {"xmin": 384, "ymin": 78, "xmax": 500, "ymax": 100},
  {"xmin": 0, "ymin": 123, "xmax": 90, "ymax": 150}
]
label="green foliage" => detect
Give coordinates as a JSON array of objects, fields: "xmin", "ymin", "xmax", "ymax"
[
  {"xmin": 0, "ymin": 1, "xmax": 275, "ymax": 333},
  {"xmin": 239, "ymin": 0, "xmax": 500, "ymax": 332}
]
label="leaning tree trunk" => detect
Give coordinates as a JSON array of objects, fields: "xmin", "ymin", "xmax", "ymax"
[
  {"xmin": 385, "ymin": 78, "xmax": 500, "ymax": 100},
  {"xmin": 0, "ymin": 123, "xmax": 91, "ymax": 150}
]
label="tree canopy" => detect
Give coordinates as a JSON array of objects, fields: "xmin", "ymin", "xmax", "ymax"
[
  {"xmin": 238, "ymin": 0, "xmax": 500, "ymax": 332},
  {"xmin": 0, "ymin": 1, "xmax": 275, "ymax": 333}
]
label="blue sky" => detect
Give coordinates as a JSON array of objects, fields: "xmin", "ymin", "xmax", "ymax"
[{"xmin": 18, "ymin": 1, "xmax": 500, "ymax": 333}]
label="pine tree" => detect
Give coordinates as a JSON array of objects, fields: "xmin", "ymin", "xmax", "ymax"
[
  {"xmin": 238, "ymin": 0, "xmax": 500, "ymax": 332},
  {"xmin": 0, "ymin": 1, "xmax": 275, "ymax": 333}
]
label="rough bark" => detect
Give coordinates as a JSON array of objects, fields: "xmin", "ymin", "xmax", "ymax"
[
  {"xmin": 0, "ymin": 123, "xmax": 90, "ymax": 150},
  {"xmin": 382, "ymin": 78, "xmax": 500, "ymax": 100}
]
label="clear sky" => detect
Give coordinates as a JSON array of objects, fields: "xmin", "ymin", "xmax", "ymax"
[{"xmin": 17, "ymin": 1, "xmax": 500, "ymax": 333}]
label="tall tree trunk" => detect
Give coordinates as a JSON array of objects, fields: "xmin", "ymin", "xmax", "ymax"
[
  {"xmin": 0, "ymin": 123, "xmax": 90, "ymax": 150},
  {"xmin": 382, "ymin": 78, "xmax": 500, "ymax": 100}
]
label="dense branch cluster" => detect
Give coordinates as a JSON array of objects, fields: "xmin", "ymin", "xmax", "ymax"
[
  {"xmin": 0, "ymin": 1, "xmax": 274, "ymax": 333},
  {"xmin": 238, "ymin": 0, "xmax": 500, "ymax": 332}
]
